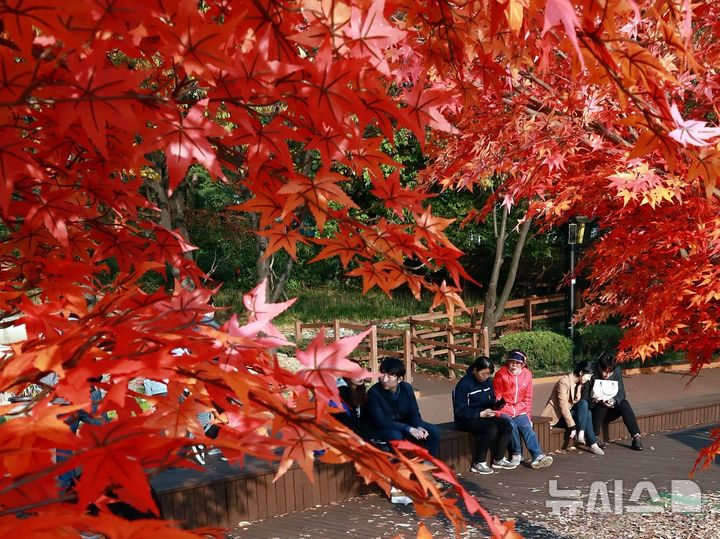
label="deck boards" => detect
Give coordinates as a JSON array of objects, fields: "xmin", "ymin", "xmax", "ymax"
[
  {"xmin": 233, "ymin": 423, "xmax": 720, "ymax": 538},
  {"xmin": 152, "ymin": 401, "xmax": 720, "ymax": 528}
]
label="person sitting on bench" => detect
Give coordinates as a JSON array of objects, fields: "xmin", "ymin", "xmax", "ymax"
[
  {"xmin": 542, "ymin": 360, "xmax": 604, "ymax": 455},
  {"xmin": 493, "ymin": 349, "xmax": 553, "ymax": 469},
  {"xmin": 452, "ymin": 356, "xmax": 516, "ymax": 474},
  {"xmin": 587, "ymin": 352, "xmax": 643, "ymax": 450},
  {"xmin": 335, "ymin": 374, "xmax": 375, "ymax": 441},
  {"xmin": 366, "ymin": 358, "xmax": 439, "ymax": 458}
]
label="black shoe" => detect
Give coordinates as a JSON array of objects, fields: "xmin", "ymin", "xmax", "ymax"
[
  {"xmin": 631, "ymin": 437, "xmax": 643, "ymax": 451},
  {"xmin": 597, "ymin": 441, "xmax": 606, "ymax": 449}
]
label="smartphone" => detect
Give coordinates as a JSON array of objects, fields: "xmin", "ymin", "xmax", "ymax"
[{"xmin": 492, "ymin": 398, "xmax": 506, "ymax": 411}]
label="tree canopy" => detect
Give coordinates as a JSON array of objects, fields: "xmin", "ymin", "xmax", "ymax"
[{"xmin": 0, "ymin": 0, "xmax": 718, "ymax": 537}]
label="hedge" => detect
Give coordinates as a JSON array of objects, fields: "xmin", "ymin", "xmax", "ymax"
[{"xmin": 495, "ymin": 330, "xmax": 573, "ymax": 374}]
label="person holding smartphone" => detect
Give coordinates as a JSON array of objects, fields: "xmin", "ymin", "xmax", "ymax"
[{"xmin": 452, "ymin": 356, "xmax": 516, "ymax": 474}]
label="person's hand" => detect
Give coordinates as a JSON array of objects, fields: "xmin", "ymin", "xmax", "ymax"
[
  {"xmin": 605, "ymin": 399, "xmax": 615, "ymax": 407},
  {"xmin": 409, "ymin": 427, "xmax": 428, "ymax": 440},
  {"xmin": 480, "ymin": 409, "xmax": 496, "ymax": 418},
  {"xmin": 591, "ymin": 398, "xmax": 599, "ymax": 406},
  {"xmin": 569, "ymin": 429, "xmax": 577, "ymax": 438}
]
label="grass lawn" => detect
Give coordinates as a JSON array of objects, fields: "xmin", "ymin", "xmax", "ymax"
[{"xmin": 215, "ymin": 284, "xmax": 486, "ymax": 325}]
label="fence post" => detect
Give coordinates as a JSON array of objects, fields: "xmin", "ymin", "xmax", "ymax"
[
  {"xmin": 525, "ymin": 296, "xmax": 534, "ymax": 330},
  {"xmin": 409, "ymin": 318, "xmax": 418, "ymax": 361},
  {"xmin": 294, "ymin": 320, "xmax": 302, "ymax": 343},
  {"xmin": 447, "ymin": 324, "xmax": 456, "ymax": 379},
  {"xmin": 369, "ymin": 325, "xmax": 378, "ymax": 382},
  {"xmin": 470, "ymin": 307, "xmax": 478, "ymax": 350},
  {"xmin": 403, "ymin": 330, "xmax": 413, "ymax": 384},
  {"xmin": 482, "ymin": 326, "xmax": 490, "ymax": 357},
  {"xmin": 333, "ymin": 319, "xmax": 341, "ymax": 342}
]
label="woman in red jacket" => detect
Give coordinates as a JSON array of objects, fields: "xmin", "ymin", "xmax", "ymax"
[{"xmin": 493, "ymin": 349, "xmax": 553, "ymax": 469}]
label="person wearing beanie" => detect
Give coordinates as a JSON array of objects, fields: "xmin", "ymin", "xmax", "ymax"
[
  {"xmin": 452, "ymin": 356, "xmax": 515, "ymax": 474},
  {"xmin": 493, "ymin": 349, "xmax": 553, "ymax": 469}
]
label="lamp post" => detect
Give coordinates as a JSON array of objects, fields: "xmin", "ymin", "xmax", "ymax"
[{"xmin": 567, "ymin": 217, "xmax": 590, "ymax": 349}]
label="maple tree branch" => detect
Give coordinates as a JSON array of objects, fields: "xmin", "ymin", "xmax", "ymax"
[
  {"xmin": 518, "ymin": 70, "xmax": 554, "ymax": 93},
  {"xmin": 577, "ymin": 33, "xmax": 668, "ymax": 137},
  {"xmin": 506, "ymin": 82, "xmax": 635, "ymax": 147},
  {"xmin": 22, "ymin": 93, "xmax": 168, "ymax": 107},
  {"xmin": 0, "ymin": 492, "xmax": 77, "ymax": 517}
]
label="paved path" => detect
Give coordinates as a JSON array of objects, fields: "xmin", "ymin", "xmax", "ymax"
[
  {"xmin": 413, "ymin": 366, "xmax": 720, "ymax": 424},
  {"xmin": 233, "ymin": 424, "xmax": 720, "ymax": 538}
]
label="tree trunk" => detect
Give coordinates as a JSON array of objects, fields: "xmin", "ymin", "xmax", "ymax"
[
  {"xmin": 142, "ymin": 154, "xmax": 196, "ymax": 290},
  {"xmin": 481, "ymin": 204, "xmax": 533, "ymax": 338},
  {"xmin": 249, "ymin": 211, "xmax": 294, "ymax": 301}
]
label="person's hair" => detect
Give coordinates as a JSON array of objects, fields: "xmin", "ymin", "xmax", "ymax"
[
  {"xmin": 597, "ymin": 352, "xmax": 616, "ymax": 373},
  {"xmin": 342, "ymin": 377, "xmax": 368, "ymax": 407},
  {"xmin": 379, "ymin": 357, "xmax": 406, "ymax": 378},
  {"xmin": 506, "ymin": 349, "xmax": 527, "ymax": 364},
  {"xmin": 468, "ymin": 356, "xmax": 494, "ymax": 375},
  {"xmin": 573, "ymin": 359, "xmax": 595, "ymax": 376}
]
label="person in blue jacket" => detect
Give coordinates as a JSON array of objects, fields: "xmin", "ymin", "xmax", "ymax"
[
  {"xmin": 452, "ymin": 356, "xmax": 516, "ymax": 474},
  {"xmin": 366, "ymin": 358, "xmax": 440, "ymax": 457}
]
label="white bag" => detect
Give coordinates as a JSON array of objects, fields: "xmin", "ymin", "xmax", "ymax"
[{"xmin": 592, "ymin": 379, "xmax": 618, "ymax": 401}]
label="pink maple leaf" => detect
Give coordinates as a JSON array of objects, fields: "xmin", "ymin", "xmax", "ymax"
[
  {"xmin": 668, "ymin": 103, "xmax": 720, "ymax": 147},
  {"xmin": 542, "ymin": 0, "xmax": 584, "ymax": 68},
  {"xmin": 500, "ymin": 193, "xmax": 514, "ymax": 212},
  {"xmin": 296, "ymin": 328, "xmax": 370, "ymax": 411},
  {"xmin": 226, "ymin": 280, "xmax": 295, "ymax": 346}
]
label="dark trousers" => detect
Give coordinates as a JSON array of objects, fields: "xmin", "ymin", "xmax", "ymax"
[
  {"xmin": 592, "ymin": 399, "xmax": 640, "ymax": 438},
  {"xmin": 375, "ymin": 420, "xmax": 440, "ymax": 458},
  {"xmin": 455, "ymin": 417, "xmax": 512, "ymax": 464}
]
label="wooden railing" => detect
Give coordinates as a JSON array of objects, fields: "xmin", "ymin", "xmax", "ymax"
[{"xmin": 292, "ymin": 294, "xmax": 566, "ymax": 379}]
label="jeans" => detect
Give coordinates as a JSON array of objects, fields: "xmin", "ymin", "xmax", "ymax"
[
  {"xmin": 456, "ymin": 416, "xmax": 512, "ymax": 464},
  {"xmin": 570, "ymin": 399, "xmax": 597, "ymax": 445},
  {"xmin": 374, "ymin": 420, "xmax": 440, "ymax": 458},
  {"xmin": 501, "ymin": 413, "xmax": 543, "ymax": 460},
  {"xmin": 592, "ymin": 399, "xmax": 640, "ymax": 438}
]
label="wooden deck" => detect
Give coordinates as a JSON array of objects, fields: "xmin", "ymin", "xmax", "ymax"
[
  {"xmin": 152, "ymin": 401, "xmax": 720, "ymax": 529},
  {"xmin": 232, "ymin": 422, "xmax": 720, "ymax": 538}
]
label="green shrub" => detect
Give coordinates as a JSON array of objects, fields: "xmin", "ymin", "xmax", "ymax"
[
  {"xmin": 577, "ymin": 324, "xmax": 623, "ymax": 359},
  {"xmin": 495, "ymin": 331, "xmax": 573, "ymax": 374}
]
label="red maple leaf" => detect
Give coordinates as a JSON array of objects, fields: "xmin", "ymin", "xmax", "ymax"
[
  {"xmin": 153, "ymin": 100, "xmax": 225, "ymax": 189},
  {"xmin": 296, "ymin": 328, "xmax": 369, "ymax": 411},
  {"xmin": 371, "ymin": 171, "xmax": 430, "ymax": 217}
]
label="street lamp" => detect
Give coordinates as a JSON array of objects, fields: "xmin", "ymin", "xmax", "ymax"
[{"xmin": 567, "ymin": 216, "xmax": 590, "ymax": 349}]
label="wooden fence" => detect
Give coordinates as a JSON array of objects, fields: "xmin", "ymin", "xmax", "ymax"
[{"xmin": 293, "ymin": 294, "xmax": 566, "ymax": 379}]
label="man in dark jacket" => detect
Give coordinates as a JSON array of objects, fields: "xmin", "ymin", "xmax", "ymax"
[
  {"xmin": 587, "ymin": 353, "xmax": 643, "ymax": 450},
  {"xmin": 366, "ymin": 358, "xmax": 439, "ymax": 457}
]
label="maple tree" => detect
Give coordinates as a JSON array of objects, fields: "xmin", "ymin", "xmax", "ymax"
[
  {"xmin": 421, "ymin": 0, "xmax": 720, "ymax": 467},
  {"xmin": 0, "ymin": 0, "xmax": 716, "ymax": 537}
]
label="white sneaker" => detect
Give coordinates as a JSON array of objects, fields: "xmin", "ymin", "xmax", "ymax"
[
  {"xmin": 191, "ymin": 444, "xmax": 206, "ymax": 465},
  {"xmin": 492, "ymin": 457, "xmax": 518, "ymax": 470},
  {"xmin": 509, "ymin": 454, "xmax": 523, "ymax": 466},
  {"xmin": 577, "ymin": 431, "xmax": 586, "ymax": 446},
  {"xmin": 588, "ymin": 443, "xmax": 605, "ymax": 455},
  {"xmin": 470, "ymin": 462, "xmax": 494, "ymax": 474},
  {"xmin": 530, "ymin": 454, "xmax": 553, "ymax": 469},
  {"xmin": 390, "ymin": 486, "xmax": 413, "ymax": 505}
]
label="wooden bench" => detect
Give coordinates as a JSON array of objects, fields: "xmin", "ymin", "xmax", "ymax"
[{"xmin": 153, "ymin": 400, "xmax": 720, "ymax": 528}]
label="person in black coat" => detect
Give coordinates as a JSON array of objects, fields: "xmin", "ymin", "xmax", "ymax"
[
  {"xmin": 452, "ymin": 356, "xmax": 515, "ymax": 474},
  {"xmin": 587, "ymin": 353, "xmax": 643, "ymax": 450},
  {"xmin": 366, "ymin": 358, "xmax": 439, "ymax": 457},
  {"xmin": 335, "ymin": 375, "xmax": 375, "ymax": 441}
]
